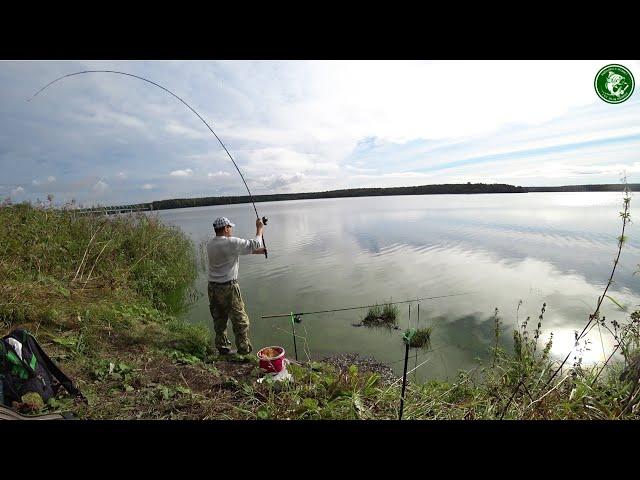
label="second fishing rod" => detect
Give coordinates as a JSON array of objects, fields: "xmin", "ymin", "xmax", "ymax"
[{"xmin": 261, "ymin": 291, "xmax": 478, "ymax": 320}]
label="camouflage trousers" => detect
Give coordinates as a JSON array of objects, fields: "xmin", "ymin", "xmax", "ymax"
[{"xmin": 207, "ymin": 281, "xmax": 252, "ymax": 354}]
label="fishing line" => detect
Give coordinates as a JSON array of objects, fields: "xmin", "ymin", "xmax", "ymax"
[
  {"xmin": 261, "ymin": 291, "xmax": 478, "ymax": 319},
  {"xmin": 29, "ymin": 70, "xmax": 268, "ymax": 257}
]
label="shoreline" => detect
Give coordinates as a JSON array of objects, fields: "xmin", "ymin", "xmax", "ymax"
[
  {"xmin": 2, "ymin": 202, "xmax": 639, "ymax": 420},
  {"xmin": 69, "ymin": 183, "xmax": 640, "ymax": 214}
]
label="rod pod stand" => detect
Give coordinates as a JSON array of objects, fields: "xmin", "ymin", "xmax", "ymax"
[
  {"xmin": 290, "ymin": 312, "xmax": 299, "ymax": 361},
  {"xmin": 399, "ymin": 328, "xmax": 416, "ymax": 420},
  {"xmin": 414, "ymin": 304, "xmax": 420, "ymax": 380}
]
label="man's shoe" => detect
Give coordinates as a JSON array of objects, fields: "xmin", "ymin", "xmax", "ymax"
[{"xmin": 218, "ymin": 348, "xmax": 237, "ymax": 355}]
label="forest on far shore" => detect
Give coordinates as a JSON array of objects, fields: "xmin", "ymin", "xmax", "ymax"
[{"xmin": 144, "ymin": 183, "xmax": 638, "ymax": 212}]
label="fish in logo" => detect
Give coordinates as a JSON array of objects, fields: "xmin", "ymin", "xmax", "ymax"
[{"xmin": 605, "ymin": 71, "xmax": 630, "ymax": 98}]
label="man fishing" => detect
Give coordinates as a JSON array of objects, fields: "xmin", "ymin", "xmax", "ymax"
[
  {"xmin": 30, "ymin": 69, "xmax": 272, "ymax": 353},
  {"xmin": 207, "ymin": 216, "xmax": 266, "ymax": 355}
]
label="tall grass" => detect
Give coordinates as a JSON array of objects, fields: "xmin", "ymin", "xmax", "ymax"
[{"xmin": 0, "ymin": 203, "xmax": 197, "ymax": 318}]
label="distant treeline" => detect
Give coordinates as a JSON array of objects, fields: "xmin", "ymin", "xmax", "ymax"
[
  {"xmin": 98, "ymin": 182, "xmax": 638, "ymax": 213},
  {"xmin": 526, "ymin": 184, "xmax": 640, "ymax": 192},
  {"xmin": 146, "ymin": 183, "xmax": 527, "ymax": 211}
]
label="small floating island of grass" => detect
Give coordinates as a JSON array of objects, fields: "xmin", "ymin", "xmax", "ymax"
[{"xmin": 355, "ymin": 303, "xmax": 401, "ymax": 329}]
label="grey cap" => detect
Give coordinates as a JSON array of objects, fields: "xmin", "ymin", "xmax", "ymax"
[{"xmin": 213, "ymin": 216, "xmax": 235, "ymax": 229}]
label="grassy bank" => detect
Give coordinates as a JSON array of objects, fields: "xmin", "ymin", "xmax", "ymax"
[
  {"xmin": 1, "ymin": 203, "xmax": 640, "ymax": 419},
  {"xmin": 0, "ymin": 203, "xmax": 220, "ymax": 418}
]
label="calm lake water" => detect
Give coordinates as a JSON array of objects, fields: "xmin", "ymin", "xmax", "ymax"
[{"xmin": 155, "ymin": 193, "xmax": 640, "ymax": 381}]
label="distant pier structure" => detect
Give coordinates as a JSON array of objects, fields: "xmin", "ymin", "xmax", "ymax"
[{"xmin": 76, "ymin": 203, "xmax": 153, "ymax": 215}]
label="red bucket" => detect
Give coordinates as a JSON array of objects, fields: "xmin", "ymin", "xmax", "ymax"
[{"xmin": 257, "ymin": 346, "xmax": 285, "ymax": 373}]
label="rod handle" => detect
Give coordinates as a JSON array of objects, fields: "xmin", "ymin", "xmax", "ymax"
[{"xmin": 261, "ymin": 217, "xmax": 268, "ymax": 258}]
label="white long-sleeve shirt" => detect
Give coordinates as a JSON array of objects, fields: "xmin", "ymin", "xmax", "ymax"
[{"xmin": 206, "ymin": 235, "xmax": 262, "ymax": 282}]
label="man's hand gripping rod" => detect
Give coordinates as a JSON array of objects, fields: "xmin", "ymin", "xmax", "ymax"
[{"xmin": 261, "ymin": 216, "xmax": 269, "ymax": 259}]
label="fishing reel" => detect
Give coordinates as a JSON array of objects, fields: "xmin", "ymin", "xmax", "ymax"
[{"xmin": 262, "ymin": 216, "xmax": 268, "ymax": 225}]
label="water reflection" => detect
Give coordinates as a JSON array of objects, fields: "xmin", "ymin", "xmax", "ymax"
[{"xmin": 156, "ymin": 193, "xmax": 639, "ymax": 381}]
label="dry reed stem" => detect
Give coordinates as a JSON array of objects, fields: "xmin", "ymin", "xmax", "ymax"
[
  {"xmin": 73, "ymin": 223, "xmax": 104, "ymax": 282},
  {"xmin": 525, "ymin": 373, "xmax": 571, "ymax": 411},
  {"xmin": 82, "ymin": 239, "xmax": 112, "ymax": 289}
]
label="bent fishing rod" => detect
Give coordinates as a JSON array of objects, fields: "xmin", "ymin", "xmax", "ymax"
[
  {"xmin": 29, "ymin": 70, "xmax": 269, "ymax": 258},
  {"xmin": 261, "ymin": 291, "xmax": 478, "ymax": 319}
]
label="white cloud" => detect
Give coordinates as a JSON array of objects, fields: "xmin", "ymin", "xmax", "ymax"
[
  {"xmin": 11, "ymin": 186, "xmax": 24, "ymax": 196},
  {"xmin": 480, "ymin": 162, "xmax": 640, "ymax": 181},
  {"xmin": 165, "ymin": 121, "xmax": 208, "ymax": 139},
  {"xmin": 32, "ymin": 176, "xmax": 56, "ymax": 186},
  {"xmin": 246, "ymin": 147, "xmax": 315, "ymax": 170},
  {"xmin": 345, "ymin": 164, "xmax": 378, "ymax": 173},
  {"xmin": 170, "ymin": 168, "xmax": 194, "ymax": 177},
  {"xmin": 208, "ymin": 171, "xmax": 231, "ymax": 178},
  {"xmin": 142, "ymin": 184, "xmax": 155, "ymax": 190},
  {"xmin": 77, "ymin": 108, "xmax": 146, "ymax": 130},
  {"xmin": 92, "ymin": 180, "xmax": 108, "ymax": 194},
  {"xmin": 254, "ymin": 172, "xmax": 305, "ymax": 190},
  {"xmin": 335, "ymin": 61, "xmax": 598, "ymax": 140},
  {"xmin": 241, "ymin": 147, "xmax": 327, "ymax": 180}
]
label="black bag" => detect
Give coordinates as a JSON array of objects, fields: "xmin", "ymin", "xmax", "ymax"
[{"xmin": 0, "ymin": 328, "xmax": 85, "ymax": 407}]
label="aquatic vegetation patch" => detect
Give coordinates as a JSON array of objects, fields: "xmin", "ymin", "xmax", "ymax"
[
  {"xmin": 361, "ymin": 303, "xmax": 400, "ymax": 329},
  {"xmin": 407, "ymin": 327, "xmax": 432, "ymax": 350}
]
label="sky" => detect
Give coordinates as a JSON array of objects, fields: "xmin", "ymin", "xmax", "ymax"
[{"xmin": 1, "ymin": 60, "xmax": 639, "ymax": 206}]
